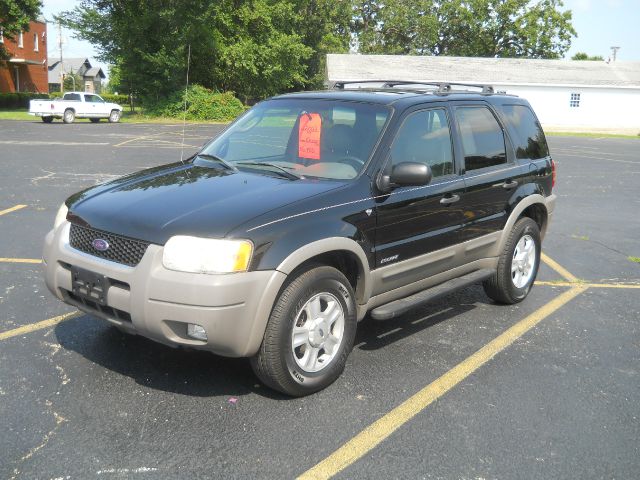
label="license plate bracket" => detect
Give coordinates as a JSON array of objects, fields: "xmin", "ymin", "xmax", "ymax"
[{"xmin": 70, "ymin": 265, "xmax": 109, "ymax": 306}]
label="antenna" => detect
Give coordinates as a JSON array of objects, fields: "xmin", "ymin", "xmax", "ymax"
[{"xmin": 180, "ymin": 44, "xmax": 191, "ymax": 164}]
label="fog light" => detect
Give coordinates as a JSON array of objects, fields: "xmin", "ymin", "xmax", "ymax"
[{"xmin": 187, "ymin": 323, "xmax": 207, "ymax": 341}]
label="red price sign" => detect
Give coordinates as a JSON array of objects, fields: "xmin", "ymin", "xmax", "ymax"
[{"xmin": 298, "ymin": 113, "xmax": 322, "ymax": 160}]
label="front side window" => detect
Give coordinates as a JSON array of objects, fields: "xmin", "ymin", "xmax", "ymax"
[
  {"xmin": 455, "ymin": 106, "xmax": 506, "ymax": 171},
  {"xmin": 390, "ymin": 109, "xmax": 454, "ymax": 178},
  {"xmin": 84, "ymin": 94, "xmax": 101, "ymax": 103},
  {"xmin": 201, "ymin": 99, "xmax": 390, "ymax": 180},
  {"xmin": 500, "ymin": 104, "xmax": 549, "ymax": 160}
]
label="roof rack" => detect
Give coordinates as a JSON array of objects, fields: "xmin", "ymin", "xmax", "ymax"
[{"xmin": 332, "ymin": 80, "xmax": 494, "ymax": 94}]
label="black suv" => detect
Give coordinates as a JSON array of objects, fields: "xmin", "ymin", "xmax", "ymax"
[{"xmin": 43, "ymin": 82, "xmax": 556, "ymax": 396}]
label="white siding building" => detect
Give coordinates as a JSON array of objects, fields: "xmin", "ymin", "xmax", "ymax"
[{"xmin": 326, "ymin": 54, "xmax": 640, "ymax": 131}]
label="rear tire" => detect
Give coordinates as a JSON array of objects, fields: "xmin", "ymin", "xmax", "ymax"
[
  {"xmin": 483, "ymin": 217, "xmax": 541, "ymax": 304},
  {"xmin": 90, "ymin": 118, "xmax": 100, "ymax": 123},
  {"xmin": 251, "ymin": 266, "xmax": 357, "ymax": 397},
  {"xmin": 63, "ymin": 109, "xmax": 75, "ymax": 124},
  {"xmin": 42, "ymin": 116, "xmax": 53, "ymax": 123}
]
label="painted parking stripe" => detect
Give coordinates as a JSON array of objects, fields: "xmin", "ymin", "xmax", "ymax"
[
  {"xmin": 541, "ymin": 252, "xmax": 579, "ymax": 283},
  {"xmin": 298, "ymin": 285, "xmax": 588, "ymax": 480},
  {"xmin": 536, "ymin": 280, "xmax": 640, "ymax": 289},
  {"xmin": 0, "ymin": 311, "xmax": 81, "ymax": 341},
  {"xmin": 0, "ymin": 204, "xmax": 27, "ymax": 216},
  {"xmin": 0, "ymin": 258, "xmax": 42, "ymax": 264}
]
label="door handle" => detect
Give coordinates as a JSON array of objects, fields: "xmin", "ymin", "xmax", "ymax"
[
  {"xmin": 440, "ymin": 194, "xmax": 460, "ymax": 205},
  {"xmin": 502, "ymin": 180, "xmax": 518, "ymax": 190}
]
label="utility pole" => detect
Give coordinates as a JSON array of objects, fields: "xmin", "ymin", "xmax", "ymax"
[
  {"xmin": 58, "ymin": 19, "xmax": 64, "ymax": 92},
  {"xmin": 610, "ymin": 46, "xmax": 620, "ymax": 62}
]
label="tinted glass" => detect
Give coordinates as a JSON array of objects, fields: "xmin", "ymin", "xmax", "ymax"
[
  {"xmin": 456, "ymin": 107, "xmax": 506, "ymax": 171},
  {"xmin": 391, "ymin": 109, "xmax": 454, "ymax": 178},
  {"xmin": 63, "ymin": 93, "xmax": 81, "ymax": 101},
  {"xmin": 203, "ymin": 99, "xmax": 390, "ymax": 180},
  {"xmin": 84, "ymin": 94, "xmax": 101, "ymax": 103},
  {"xmin": 500, "ymin": 105, "xmax": 549, "ymax": 159}
]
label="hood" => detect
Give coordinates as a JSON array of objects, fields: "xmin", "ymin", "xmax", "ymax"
[{"xmin": 67, "ymin": 162, "xmax": 345, "ymax": 244}]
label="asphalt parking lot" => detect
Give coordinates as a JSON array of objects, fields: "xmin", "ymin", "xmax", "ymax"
[{"xmin": 1, "ymin": 119, "xmax": 639, "ymax": 479}]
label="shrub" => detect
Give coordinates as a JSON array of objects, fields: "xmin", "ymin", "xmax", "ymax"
[
  {"xmin": 0, "ymin": 92, "xmax": 50, "ymax": 109},
  {"xmin": 150, "ymin": 85, "xmax": 245, "ymax": 121}
]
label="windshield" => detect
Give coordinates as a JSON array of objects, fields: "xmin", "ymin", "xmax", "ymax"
[{"xmin": 200, "ymin": 99, "xmax": 390, "ymax": 180}]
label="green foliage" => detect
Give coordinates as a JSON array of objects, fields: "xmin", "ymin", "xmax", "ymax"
[
  {"xmin": 0, "ymin": 92, "xmax": 49, "ymax": 108},
  {"xmin": 352, "ymin": 0, "xmax": 576, "ymax": 59},
  {"xmin": 148, "ymin": 85, "xmax": 245, "ymax": 121},
  {"xmin": 572, "ymin": 52, "xmax": 604, "ymax": 61},
  {"xmin": 58, "ymin": 0, "xmax": 351, "ymax": 103}
]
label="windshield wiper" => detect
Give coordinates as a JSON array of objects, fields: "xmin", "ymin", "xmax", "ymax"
[
  {"xmin": 196, "ymin": 153, "xmax": 237, "ymax": 171},
  {"xmin": 235, "ymin": 161, "xmax": 302, "ymax": 180}
]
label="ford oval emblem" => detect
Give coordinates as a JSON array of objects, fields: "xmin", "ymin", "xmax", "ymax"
[{"xmin": 92, "ymin": 239, "xmax": 109, "ymax": 251}]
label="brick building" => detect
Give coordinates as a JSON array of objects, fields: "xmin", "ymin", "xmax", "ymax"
[{"xmin": 0, "ymin": 19, "xmax": 48, "ymax": 93}]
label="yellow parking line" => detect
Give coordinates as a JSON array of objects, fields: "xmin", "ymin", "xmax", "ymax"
[
  {"xmin": 298, "ymin": 285, "xmax": 588, "ymax": 480},
  {"xmin": 0, "ymin": 311, "xmax": 81, "ymax": 341},
  {"xmin": 0, "ymin": 204, "xmax": 27, "ymax": 216},
  {"xmin": 0, "ymin": 258, "xmax": 42, "ymax": 264},
  {"xmin": 541, "ymin": 252, "xmax": 579, "ymax": 283},
  {"xmin": 537, "ymin": 280, "xmax": 640, "ymax": 289}
]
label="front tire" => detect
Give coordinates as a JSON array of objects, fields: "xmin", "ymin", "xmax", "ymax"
[
  {"xmin": 63, "ymin": 109, "xmax": 75, "ymax": 124},
  {"xmin": 483, "ymin": 217, "xmax": 541, "ymax": 304},
  {"xmin": 251, "ymin": 266, "xmax": 357, "ymax": 397},
  {"xmin": 108, "ymin": 110, "xmax": 121, "ymax": 123}
]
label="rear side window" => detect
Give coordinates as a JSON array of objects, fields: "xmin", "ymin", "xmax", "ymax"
[
  {"xmin": 500, "ymin": 105, "xmax": 549, "ymax": 160},
  {"xmin": 63, "ymin": 93, "xmax": 81, "ymax": 101},
  {"xmin": 455, "ymin": 107, "xmax": 506, "ymax": 171}
]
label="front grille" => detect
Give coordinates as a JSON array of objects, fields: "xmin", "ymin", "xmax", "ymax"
[{"xmin": 69, "ymin": 223, "xmax": 150, "ymax": 267}]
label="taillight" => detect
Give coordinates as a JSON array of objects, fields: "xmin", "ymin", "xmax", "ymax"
[{"xmin": 551, "ymin": 158, "xmax": 556, "ymax": 189}]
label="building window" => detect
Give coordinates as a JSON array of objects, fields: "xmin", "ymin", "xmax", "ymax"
[
  {"xmin": 570, "ymin": 93, "xmax": 581, "ymax": 108},
  {"xmin": 18, "ymin": 31, "xmax": 24, "ymax": 48},
  {"xmin": 0, "ymin": 28, "xmax": 4, "ymax": 44},
  {"xmin": 34, "ymin": 33, "xmax": 39, "ymax": 51}
]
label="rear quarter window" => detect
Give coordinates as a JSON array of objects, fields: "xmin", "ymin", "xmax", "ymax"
[{"xmin": 500, "ymin": 104, "xmax": 549, "ymax": 160}]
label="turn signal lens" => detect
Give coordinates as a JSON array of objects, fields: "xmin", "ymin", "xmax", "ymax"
[{"xmin": 551, "ymin": 158, "xmax": 556, "ymax": 189}]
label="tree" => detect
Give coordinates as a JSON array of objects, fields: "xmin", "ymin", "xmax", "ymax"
[
  {"xmin": 352, "ymin": 0, "xmax": 576, "ymax": 59},
  {"xmin": 59, "ymin": 0, "xmax": 351, "ymax": 102},
  {"xmin": 572, "ymin": 52, "xmax": 604, "ymax": 61},
  {"xmin": 0, "ymin": 0, "xmax": 42, "ymax": 59}
]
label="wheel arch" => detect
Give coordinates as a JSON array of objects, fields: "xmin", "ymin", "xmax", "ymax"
[
  {"xmin": 492, "ymin": 194, "xmax": 550, "ymax": 257},
  {"xmin": 276, "ymin": 237, "xmax": 371, "ymax": 308}
]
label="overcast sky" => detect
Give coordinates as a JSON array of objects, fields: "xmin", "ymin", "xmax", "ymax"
[{"xmin": 42, "ymin": 0, "xmax": 640, "ymax": 79}]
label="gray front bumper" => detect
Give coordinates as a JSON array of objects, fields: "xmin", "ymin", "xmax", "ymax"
[{"xmin": 43, "ymin": 222, "xmax": 286, "ymax": 357}]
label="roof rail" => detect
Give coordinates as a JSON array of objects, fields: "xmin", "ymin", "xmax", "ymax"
[{"xmin": 332, "ymin": 80, "xmax": 494, "ymax": 94}]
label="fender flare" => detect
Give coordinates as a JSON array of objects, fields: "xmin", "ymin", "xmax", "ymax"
[{"xmin": 276, "ymin": 237, "xmax": 372, "ymax": 305}]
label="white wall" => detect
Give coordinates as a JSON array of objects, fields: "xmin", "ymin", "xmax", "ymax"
[{"xmin": 494, "ymin": 84, "xmax": 640, "ymax": 129}]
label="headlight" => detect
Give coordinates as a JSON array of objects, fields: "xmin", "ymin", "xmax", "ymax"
[
  {"xmin": 54, "ymin": 203, "xmax": 68, "ymax": 229},
  {"xmin": 162, "ymin": 236, "xmax": 253, "ymax": 274}
]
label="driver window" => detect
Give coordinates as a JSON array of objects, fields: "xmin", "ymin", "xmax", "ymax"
[{"xmin": 391, "ymin": 109, "xmax": 454, "ymax": 178}]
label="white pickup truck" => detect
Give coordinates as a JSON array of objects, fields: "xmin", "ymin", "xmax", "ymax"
[{"xmin": 29, "ymin": 92, "xmax": 123, "ymax": 124}]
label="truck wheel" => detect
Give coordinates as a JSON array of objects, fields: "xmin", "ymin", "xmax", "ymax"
[
  {"xmin": 63, "ymin": 109, "xmax": 75, "ymax": 124},
  {"xmin": 483, "ymin": 217, "xmax": 541, "ymax": 304},
  {"xmin": 251, "ymin": 266, "xmax": 357, "ymax": 397},
  {"xmin": 109, "ymin": 110, "xmax": 121, "ymax": 123},
  {"xmin": 42, "ymin": 116, "xmax": 53, "ymax": 123},
  {"xmin": 90, "ymin": 118, "xmax": 100, "ymax": 123}
]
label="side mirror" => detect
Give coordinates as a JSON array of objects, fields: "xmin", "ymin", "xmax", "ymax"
[
  {"xmin": 378, "ymin": 162, "xmax": 432, "ymax": 192},
  {"xmin": 391, "ymin": 162, "xmax": 432, "ymax": 186}
]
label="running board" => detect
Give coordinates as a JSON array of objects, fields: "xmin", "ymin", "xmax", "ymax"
[{"xmin": 370, "ymin": 269, "xmax": 494, "ymax": 321}]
